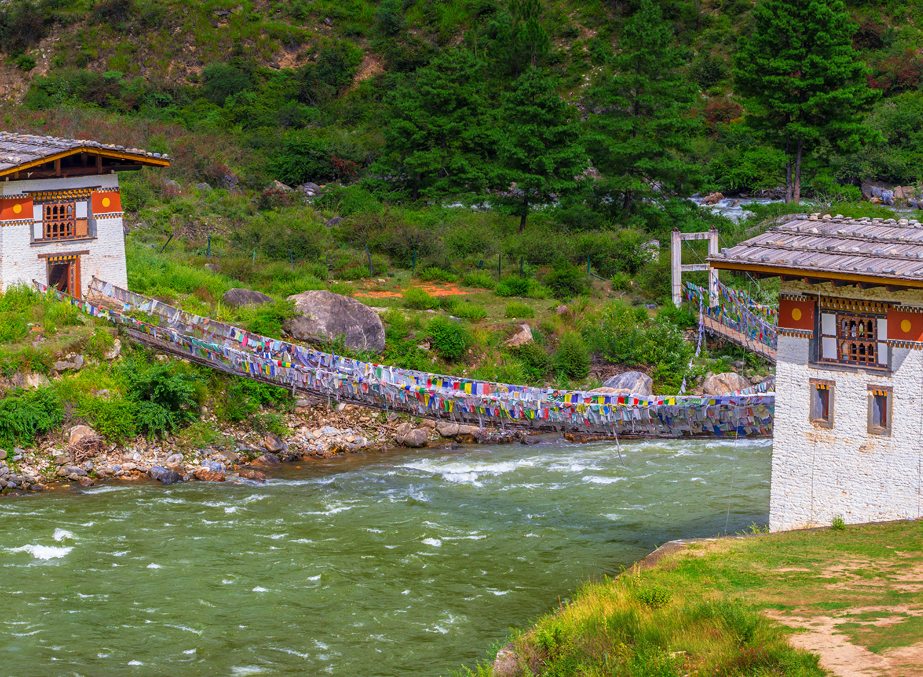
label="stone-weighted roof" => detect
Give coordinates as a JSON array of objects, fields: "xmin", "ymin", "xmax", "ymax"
[
  {"xmin": 709, "ymin": 213, "xmax": 923, "ymax": 285},
  {"xmin": 0, "ymin": 132, "xmax": 169, "ymax": 173}
]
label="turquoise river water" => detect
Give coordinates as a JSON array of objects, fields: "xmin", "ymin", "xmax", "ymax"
[{"xmin": 0, "ymin": 437, "xmax": 772, "ymax": 677}]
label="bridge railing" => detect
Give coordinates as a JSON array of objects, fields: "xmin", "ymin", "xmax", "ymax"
[
  {"xmin": 33, "ymin": 279, "xmax": 775, "ymax": 438},
  {"xmin": 683, "ymin": 280, "xmax": 778, "ymax": 351}
]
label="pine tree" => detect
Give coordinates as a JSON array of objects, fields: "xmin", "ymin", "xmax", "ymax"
[
  {"xmin": 492, "ymin": 66, "xmax": 587, "ymax": 232},
  {"xmin": 370, "ymin": 50, "xmax": 489, "ymax": 201},
  {"xmin": 735, "ymin": 0, "xmax": 879, "ymax": 203},
  {"xmin": 585, "ymin": 0, "xmax": 701, "ymax": 215}
]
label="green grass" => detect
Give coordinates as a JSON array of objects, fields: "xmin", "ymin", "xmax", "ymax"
[{"xmin": 462, "ymin": 520, "xmax": 923, "ymax": 675}]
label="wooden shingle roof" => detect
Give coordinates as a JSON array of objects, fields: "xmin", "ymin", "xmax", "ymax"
[
  {"xmin": 0, "ymin": 132, "xmax": 169, "ymax": 176},
  {"xmin": 709, "ymin": 214, "xmax": 923, "ymax": 288}
]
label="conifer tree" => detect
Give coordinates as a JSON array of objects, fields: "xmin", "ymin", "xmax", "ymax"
[
  {"xmin": 585, "ymin": 0, "xmax": 701, "ymax": 214},
  {"xmin": 735, "ymin": 0, "xmax": 879, "ymax": 203},
  {"xmin": 371, "ymin": 50, "xmax": 488, "ymax": 201},
  {"xmin": 492, "ymin": 67, "xmax": 587, "ymax": 232}
]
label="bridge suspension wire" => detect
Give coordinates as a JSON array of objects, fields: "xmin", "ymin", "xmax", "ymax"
[{"xmin": 36, "ymin": 278, "xmax": 776, "ymax": 439}]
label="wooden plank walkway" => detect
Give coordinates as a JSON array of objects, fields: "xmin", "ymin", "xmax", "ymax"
[{"xmin": 701, "ymin": 316, "xmax": 777, "ymax": 364}]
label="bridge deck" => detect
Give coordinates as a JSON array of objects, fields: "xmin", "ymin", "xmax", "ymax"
[{"xmin": 701, "ymin": 316, "xmax": 777, "ymax": 363}]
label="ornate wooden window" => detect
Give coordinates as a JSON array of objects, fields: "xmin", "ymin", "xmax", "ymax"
[
  {"xmin": 817, "ymin": 309, "xmax": 888, "ymax": 369},
  {"xmin": 42, "ymin": 202, "xmax": 75, "ymax": 239},
  {"xmin": 810, "ymin": 378, "xmax": 834, "ymax": 428}
]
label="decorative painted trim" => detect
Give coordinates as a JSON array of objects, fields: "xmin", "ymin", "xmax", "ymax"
[
  {"xmin": 780, "ymin": 293, "xmax": 811, "ymax": 302},
  {"xmin": 893, "ymin": 305, "xmax": 923, "ymax": 313},
  {"xmin": 867, "ymin": 384, "xmax": 893, "ymax": 393},
  {"xmin": 27, "ymin": 188, "xmax": 94, "ymax": 202},
  {"xmin": 885, "ymin": 339, "xmax": 923, "ymax": 349},
  {"xmin": 38, "ymin": 249, "xmax": 89, "ymax": 260},
  {"xmin": 94, "ymin": 212, "xmax": 123, "ymax": 219},
  {"xmin": 818, "ymin": 297, "xmax": 891, "ymax": 314},
  {"xmin": 0, "ymin": 219, "xmax": 33, "ymax": 226},
  {"xmin": 779, "ymin": 328, "xmax": 813, "ymax": 338},
  {"xmin": 810, "ymin": 378, "xmax": 835, "ymax": 387}
]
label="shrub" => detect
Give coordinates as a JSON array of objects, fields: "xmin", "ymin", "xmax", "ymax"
[
  {"xmin": 202, "ymin": 62, "xmax": 253, "ymax": 105},
  {"xmin": 418, "ymin": 266, "xmax": 457, "ymax": 283},
  {"xmin": 554, "ymin": 331, "xmax": 590, "ymax": 379},
  {"xmin": 452, "ymin": 301, "xmax": 487, "ymax": 321},
  {"xmin": 403, "ymin": 287, "xmax": 439, "ymax": 310},
  {"xmin": 0, "ymin": 387, "xmax": 63, "ymax": 448},
  {"xmin": 515, "ymin": 342, "xmax": 551, "ymax": 381},
  {"xmin": 495, "ymin": 275, "xmax": 531, "ymax": 297},
  {"xmin": 120, "ymin": 357, "xmax": 201, "ymax": 437},
  {"xmin": 831, "ymin": 515, "xmax": 846, "ymax": 531},
  {"xmin": 543, "ymin": 261, "xmax": 589, "ymax": 299},
  {"xmin": 88, "ymin": 396, "xmax": 138, "ymax": 443},
  {"xmin": 505, "ymin": 301, "xmax": 535, "ymax": 319},
  {"xmin": 428, "ymin": 316, "xmax": 469, "ymax": 361},
  {"xmin": 243, "ymin": 300, "xmax": 296, "ymax": 338},
  {"xmin": 634, "ymin": 585, "xmax": 673, "ymax": 609},
  {"xmin": 461, "ymin": 271, "xmax": 495, "ymax": 290}
]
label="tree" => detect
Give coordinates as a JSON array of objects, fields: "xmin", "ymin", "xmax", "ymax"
[
  {"xmin": 483, "ymin": 0, "xmax": 552, "ymax": 79},
  {"xmin": 735, "ymin": 0, "xmax": 879, "ymax": 203},
  {"xmin": 369, "ymin": 50, "xmax": 490, "ymax": 201},
  {"xmin": 492, "ymin": 67, "xmax": 587, "ymax": 232},
  {"xmin": 585, "ymin": 0, "xmax": 701, "ymax": 215}
]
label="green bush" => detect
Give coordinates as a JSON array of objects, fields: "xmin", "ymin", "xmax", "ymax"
[
  {"xmin": 495, "ymin": 275, "xmax": 531, "ymax": 297},
  {"xmin": 0, "ymin": 310, "xmax": 28, "ymax": 344},
  {"xmin": 202, "ymin": 63, "xmax": 253, "ymax": 105},
  {"xmin": 554, "ymin": 331, "xmax": 590, "ymax": 379},
  {"xmin": 515, "ymin": 341, "xmax": 552, "ymax": 382},
  {"xmin": 418, "ymin": 266, "xmax": 457, "ymax": 282},
  {"xmin": 83, "ymin": 329, "xmax": 115, "ymax": 361},
  {"xmin": 0, "ymin": 387, "xmax": 63, "ymax": 448},
  {"xmin": 403, "ymin": 287, "xmax": 439, "ymax": 310},
  {"xmin": 428, "ymin": 316, "xmax": 469, "ymax": 361},
  {"xmin": 505, "ymin": 301, "xmax": 535, "ymax": 318},
  {"xmin": 634, "ymin": 585, "xmax": 673, "ymax": 609},
  {"xmin": 243, "ymin": 300, "xmax": 297, "ymax": 338},
  {"xmin": 543, "ymin": 261, "xmax": 589, "ymax": 299},
  {"xmin": 120, "ymin": 357, "xmax": 202, "ymax": 437},
  {"xmin": 452, "ymin": 301, "xmax": 487, "ymax": 321},
  {"xmin": 88, "ymin": 396, "xmax": 138, "ymax": 443},
  {"xmin": 461, "ymin": 271, "xmax": 495, "ymax": 290}
]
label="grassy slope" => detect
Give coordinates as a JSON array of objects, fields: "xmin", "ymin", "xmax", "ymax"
[{"xmin": 464, "ymin": 519, "xmax": 923, "ymax": 676}]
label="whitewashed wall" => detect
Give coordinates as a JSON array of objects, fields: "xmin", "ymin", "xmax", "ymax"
[
  {"xmin": 0, "ymin": 173, "xmax": 127, "ymax": 295},
  {"xmin": 771, "ymin": 280, "xmax": 923, "ymax": 531}
]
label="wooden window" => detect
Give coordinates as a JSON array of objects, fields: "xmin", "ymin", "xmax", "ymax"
[
  {"xmin": 868, "ymin": 386, "xmax": 892, "ymax": 436},
  {"xmin": 810, "ymin": 379, "xmax": 834, "ymax": 428},
  {"xmin": 42, "ymin": 201, "xmax": 75, "ymax": 240},
  {"xmin": 817, "ymin": 310, "xmax": 888, "ymax": 369}
]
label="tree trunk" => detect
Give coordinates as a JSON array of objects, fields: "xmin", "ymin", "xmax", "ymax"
[
  {"xmin": 793, "ymin": 138, "xmax": 804, "ymax": 204},
  {"xmin": 784, "ymin": 140, "xmax": 793, "ymax": 203},
  {"xmin": 519, "ymin": 198, "xmax": 529, "ymax": 233}
]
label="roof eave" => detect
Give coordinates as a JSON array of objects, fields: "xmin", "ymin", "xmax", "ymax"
[
  {"xmin": 0, "ymin": 146, "xmax": 170, "ymax": 178},
  {"xmin": 708, "ymin": 260, "xmax": 923, "ymax": 290}
]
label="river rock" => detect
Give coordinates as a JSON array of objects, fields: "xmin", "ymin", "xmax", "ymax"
[
  {"xmin": 164, "ymin": 453, "xmax": 184, "ymax": 467},
  {"xmin": 503, "ymin": 324, "xmax": 533, "ymax": 348},
  {"xmin": 703, "ymin": 372, "xmax": 751, "ymax": 395},
  {"xmin": 596, "ymin": 371, "xmax": 653, "ymax": 396},
  {"xmin": 262, "ymin": 433, "xmax": 286, "ymax": 453},
  {"xmin": 400, "ymin": 428, "xmax": 429, "ymax": 448},
  {"xmin": 702, "ymin": 191, "xmax": 724, "ymax": 205},
  {"xmin": 285, "ymin": 290, "xmax": 385, "ymax": 352},
  {"xmin": 222, "ymin": 288, "xmax": 274, "ymax": 308},
  {"xmin": 78, "ymin": 477, "xmax": 95, "ymax": 487},
  {"xmin": 0, "ymin": 450, "xmax": 6, "ymax": 461},
  {"xmin": 251, "ymin": 452, "xmax": 281, "ymax": 467},
  {"xmin": 436, "ymin": 422, "xmax": 459, "ymax": 438},
  {"xmin": 217, "ymin": 450, "xmax": 240, "ymax": 464},
  {"xmin": 149, "ymin": 466, "xmax": 182, "ymax": 485},
  {"xmin": 238, "ymin": 468, "xmax": 266, "ymax": 482},
  {"xmin": 64, "ymin": 465, "xmax": 87, "ymax": 477},
  {"xmin": 195, "ymin": 468, "xmax": 226, "ymax": 482}
]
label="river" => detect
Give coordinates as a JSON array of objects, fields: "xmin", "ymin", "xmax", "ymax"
[{"xmin": 0, "ymin": 436, "xmax": 771, "ymax": 677}]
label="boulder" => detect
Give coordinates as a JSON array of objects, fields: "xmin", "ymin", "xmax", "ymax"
[
  {"xmin": 598, "ymin": 371, "xmax": 653, "ymax": 396},
  {"xmin": 63, "ymin": 465, "xmax": 87, "ymax": 477},
  {"xmin": 285, "ymin": 290, "xmax": 386, "ymax": 352},
  {"xmin": 104, "ymin": 339, "xmax": 121, "ymax": 361},
  {"xmin": 251, "ymin": 452, "xmax": 281, "ymax": 467},
  {"xmin": 895, "ymin": 186, "xmax": 916, "ymax": 201},
  {"xmin": 0, "ymin": 450, "xmax": 6, "ymax": 461},
  {"xmin": 164, "ymin": 179, "xmax": 181, "ymax": 192},
  {"xmin": 149, "ymin": 466, "xmax": 182, "ymax": 484},
  {"xmin": 262, "ymin": 434, "xmax": 286, "ymax": 453},
  {"xmin": 54, "ymin": 354, "xmax": 85, "ymax": 372},
  {"xmin": 270, "ymin": 180, "xmax": 293, "ymax": 192},
  {"xmin": 399, "ymin": 428, "xmax": 429, "ymax": 448},
  {"xmin": 701, "ymin": 192, "xmax": 724, "ymax": 205},
  {"xmin": 436, "ymin": 422, "xmax": 459, "ymax": 438},
  {"xmin": 298, "ymin": 182, "xmax": 320, "ymax": 195},
  {"xmin": 325, "ymin": 216, "xmax": 345, "ymax": 228},
  {"xmin": 195, "ymin": 182, "xmax": 213, "ymax": 191},
  {"xmin": 222, "ymin": 288, "xmax": 274, "ymax": 308},
  {"xmin": 164, "ymin": 453, "xmax": 184, "ymax": 466},
  {"xmin": 555, "ymin": 305, "xmax": 571, "ymax": 317},
  {"xmin": 702, "ymin": 372, "xmax": 752, "ymax": 395},
  {"xmin": 238, "ymin": 468, "xmax": 267, "ymax": 482},
  {"xmin": 503, "ymin": 324, "xmax": 533, "ymax": 348},
  {"xmin": 194, "ymin": 468, "xmax": 226, "ymax": 482},
  {"xmin": 69, "ymin": 425, "xmax": 96, "ymax": 447}
]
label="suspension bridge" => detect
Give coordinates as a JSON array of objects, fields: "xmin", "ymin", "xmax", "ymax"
[{"xmin": 35, "ymin": 274, "xmax": 779, "ymax": 440}]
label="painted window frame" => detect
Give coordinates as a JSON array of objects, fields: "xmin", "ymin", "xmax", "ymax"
[
  {"xmin": 867, "ymin": 385, "xmax": 892, "ymax": 436},
  {"xmin": 813, "ymin": 308, "xmax": 889, "ymax": 372},
  {"xmin": 809, "ymin": 378, "xmax": 834, "ymax": 429}
]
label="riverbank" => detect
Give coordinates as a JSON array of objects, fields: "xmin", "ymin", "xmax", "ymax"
[
  {"xmin": 476, "ymin": 519, "xmax": 923, "ymax": 677},
  {"xmin": 0, "ymin": 401, "xmax": 522, "ymax": 496}
]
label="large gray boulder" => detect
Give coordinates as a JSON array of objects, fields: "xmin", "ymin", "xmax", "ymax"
[
  {"xmin": 703, "ymin": 372, "xmax": 751, "ymax": 396},
  {"xmin": 285, "ymin": 290, "xmax": 386, "ymax": 352},
  {"xmin": 222, "ymin": 288, "xmax": 274, "ymax": 308},
  {"xmin": 593, "ymin": 371, "xmax": 653, "ymax": 396}
]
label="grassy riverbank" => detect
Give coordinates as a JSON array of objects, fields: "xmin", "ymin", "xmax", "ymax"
[{"xmin": 465, "ymin": 519, "xmax": 923, "ymax": 676}]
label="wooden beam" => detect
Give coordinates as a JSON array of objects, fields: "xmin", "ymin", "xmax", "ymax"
[
  {"xmin": 832, "ymin": 280, "xmax": 854, "ymax": 287},
  {"xmin": 805, "ymin": 277, "xmax": 827, "ymax": 285},
  {"xmin": 858, "ymin": 282, "xmax": 885, "ymax": 290},
  {"xmin": 53, "ymin": 158, "xmax": 61, "ymax": 177},
  {"xmin": 780, "ymin": 275, "xmax": 799, "ymax": 282},
  {"xmin": 96, "ymin": 154, "xmax": 102, "ymax": 174},
  {"xmin": 709, "ymin": 261, "xmax": 923, "ymax": 290}
]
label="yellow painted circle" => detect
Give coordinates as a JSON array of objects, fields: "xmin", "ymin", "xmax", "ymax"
[
  {"xmin": 903, "ymin": 319, "xmax": 912, "ymax": 333},
  {"xmin": 12, "ymin": 203, "xmax": 21, "ymax": 214},
  {"xmin": 792, "ymin": 308, "xmax": 802, "ymax": 322},
  {"xmin": 102, "ymin": 197, "xmax": 111, "ymax": 208}
]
